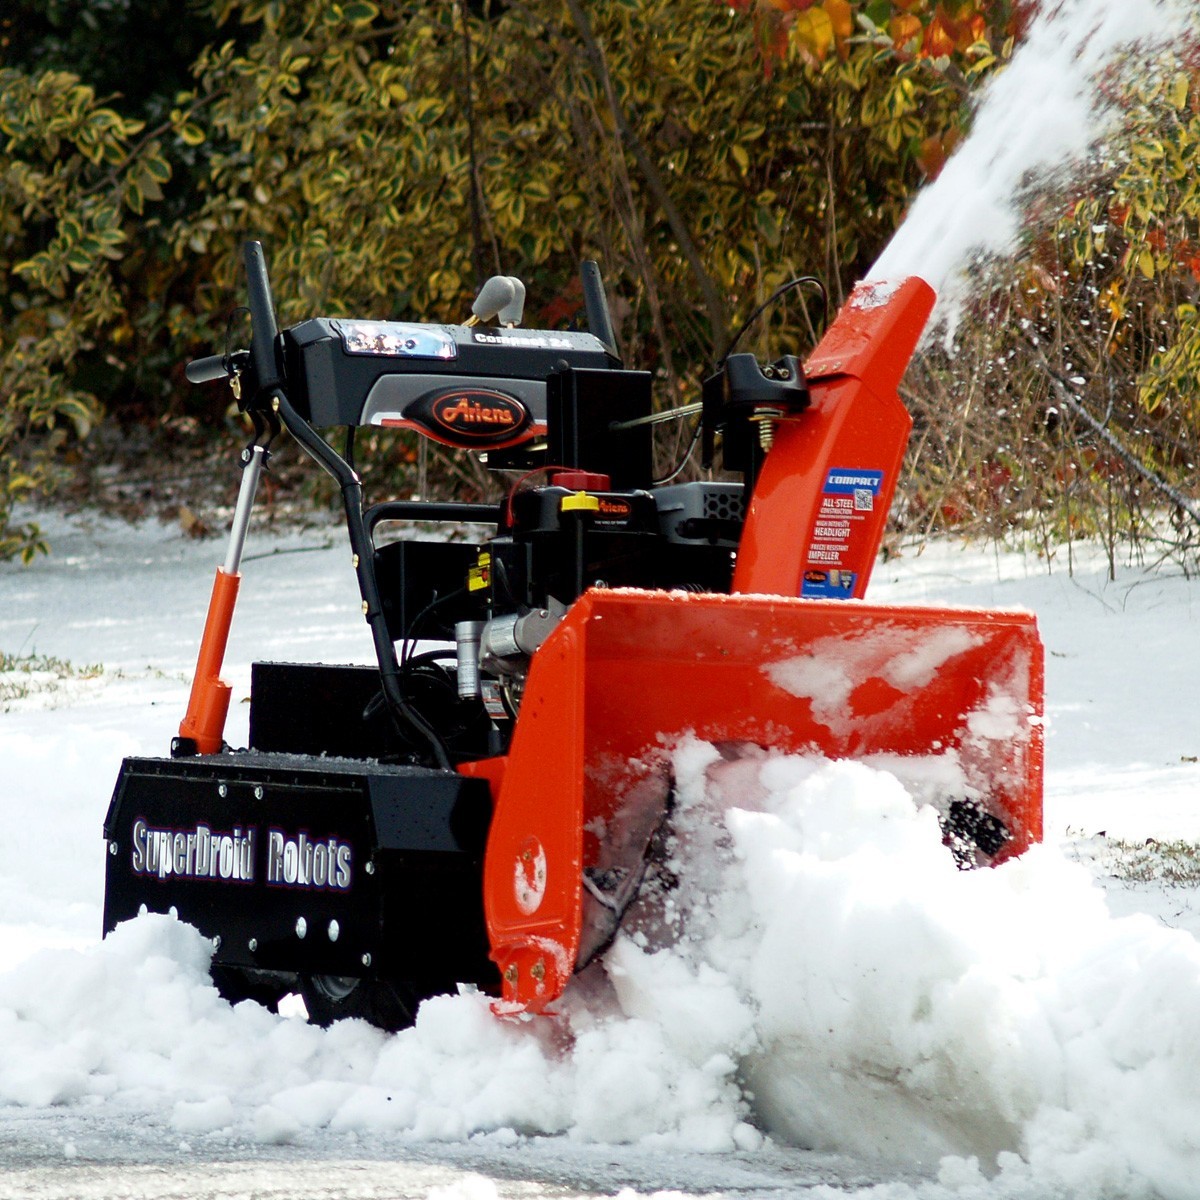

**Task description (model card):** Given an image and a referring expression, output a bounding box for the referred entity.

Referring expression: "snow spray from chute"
[870,0,1197,337]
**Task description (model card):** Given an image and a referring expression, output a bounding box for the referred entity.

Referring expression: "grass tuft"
[1099,836,1200,888]
[0,651,104,710]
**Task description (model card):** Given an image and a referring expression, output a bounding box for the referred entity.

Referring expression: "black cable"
[653,418,703,486]
[399,585,467,672]
[721,276,827,365]
[653,277,827,485]
[222,306,250,374]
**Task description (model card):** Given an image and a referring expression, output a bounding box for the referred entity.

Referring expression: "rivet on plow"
[504,964,518,986]
[531,960,545,982]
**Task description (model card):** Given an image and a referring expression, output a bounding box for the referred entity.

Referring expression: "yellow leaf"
[731,143,749,173]
[792,9,834,62]
[1169,73,1189,110]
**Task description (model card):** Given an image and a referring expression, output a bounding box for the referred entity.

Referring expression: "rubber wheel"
[300,974,440,1031]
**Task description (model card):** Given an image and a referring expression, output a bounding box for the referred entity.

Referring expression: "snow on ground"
[2,510,1200,1198]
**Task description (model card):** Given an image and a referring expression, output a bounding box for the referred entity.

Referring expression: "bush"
[12,0,1196,572]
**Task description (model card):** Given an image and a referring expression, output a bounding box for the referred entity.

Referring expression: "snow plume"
[870,0,1197,335]
[6,741,1200,1196]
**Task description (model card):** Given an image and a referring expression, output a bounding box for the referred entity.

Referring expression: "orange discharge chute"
[472,276,1045,1013]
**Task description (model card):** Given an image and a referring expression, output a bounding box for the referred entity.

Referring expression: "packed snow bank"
[5,734,1200,1195]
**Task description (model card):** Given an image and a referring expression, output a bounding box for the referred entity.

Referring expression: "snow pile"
[0,898,755,1151]
[657,742,1200,1197]
[5,730,1200,1195]
[870,0,1196,333]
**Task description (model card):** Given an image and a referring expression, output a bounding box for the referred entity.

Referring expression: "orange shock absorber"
[175,445,267,757]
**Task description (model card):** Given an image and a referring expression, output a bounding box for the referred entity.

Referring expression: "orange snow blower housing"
[477,277,1042,1011]
[103,246,1042,1028]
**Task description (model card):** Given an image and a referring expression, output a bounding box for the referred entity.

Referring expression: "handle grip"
[185,354,229,384]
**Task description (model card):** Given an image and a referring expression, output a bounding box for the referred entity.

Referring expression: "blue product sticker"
[801,569,857,599]
[823,468,884,495]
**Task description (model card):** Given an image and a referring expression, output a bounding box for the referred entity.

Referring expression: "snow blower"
[102,243,1043,1027]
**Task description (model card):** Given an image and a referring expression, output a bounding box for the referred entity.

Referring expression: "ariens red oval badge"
[413,388,532,447]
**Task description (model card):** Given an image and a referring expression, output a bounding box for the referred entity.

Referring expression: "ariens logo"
[597,498,632,518]
[432,391,523,431]
[402,386,533,447]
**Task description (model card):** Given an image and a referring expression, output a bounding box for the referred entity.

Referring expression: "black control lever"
[581,260,619,363]
[242,240,282,398]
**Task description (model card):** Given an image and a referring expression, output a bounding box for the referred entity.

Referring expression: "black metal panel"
[248,659,493,765]
[103,753,495,988]
[546,366,654,489]
[373,539,482,642]
[249,662,394,758]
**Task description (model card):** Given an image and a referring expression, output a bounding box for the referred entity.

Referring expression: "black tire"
[300,974,446,1031]
[210,965,291,1013]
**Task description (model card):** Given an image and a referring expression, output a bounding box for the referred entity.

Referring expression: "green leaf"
[342,1,379,26]
[755,205,781,247]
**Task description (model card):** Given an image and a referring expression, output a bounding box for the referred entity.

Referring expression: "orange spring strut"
[176,445,266,755]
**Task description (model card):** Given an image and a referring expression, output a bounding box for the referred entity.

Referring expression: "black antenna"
[581,260,619,362]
